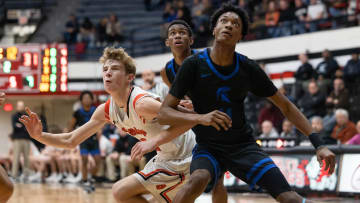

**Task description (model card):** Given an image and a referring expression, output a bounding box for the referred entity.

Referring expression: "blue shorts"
[80,139,100,156]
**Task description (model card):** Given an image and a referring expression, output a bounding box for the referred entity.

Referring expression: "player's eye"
[180,31,185,35]
[233,22,240,27]
[170,31,176,36]
[103,67,108,72]
[220,19,227,24]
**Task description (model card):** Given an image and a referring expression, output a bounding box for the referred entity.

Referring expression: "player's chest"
[193,66,250,102]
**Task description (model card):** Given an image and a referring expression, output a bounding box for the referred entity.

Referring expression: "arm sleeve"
[248,59,278,97]
[169,57,197,99]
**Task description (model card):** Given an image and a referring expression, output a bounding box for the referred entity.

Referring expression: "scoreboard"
[0,44,68,94]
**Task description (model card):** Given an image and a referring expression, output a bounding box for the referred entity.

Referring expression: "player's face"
[213,12,243,45]
[102,59,133,94]
[166,24,193,52]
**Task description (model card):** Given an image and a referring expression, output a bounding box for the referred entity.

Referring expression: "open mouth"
[174,41,183,45]
[222,31,232,37]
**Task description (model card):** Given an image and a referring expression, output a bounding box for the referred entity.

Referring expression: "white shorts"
[133,155,192,203]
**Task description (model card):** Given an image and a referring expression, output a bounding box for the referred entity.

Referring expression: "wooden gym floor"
[7,183,357,203]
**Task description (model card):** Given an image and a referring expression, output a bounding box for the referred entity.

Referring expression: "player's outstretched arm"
[158,94,232,131]
[19,104,107,149]
[0,92,5,106]
[268,91,336,174]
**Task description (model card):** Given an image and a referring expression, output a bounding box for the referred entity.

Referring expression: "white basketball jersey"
[105,86,196,160]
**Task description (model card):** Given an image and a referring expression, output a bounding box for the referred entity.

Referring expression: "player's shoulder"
[235,52,261,71]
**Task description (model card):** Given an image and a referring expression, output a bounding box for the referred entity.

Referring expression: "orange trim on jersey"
[162,173,185,203]
[138,169,178,178]
[132,93,147,109]
[137,169,184,203]
[105,99,111,121]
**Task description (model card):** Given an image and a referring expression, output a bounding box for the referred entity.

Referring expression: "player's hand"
[179,99,193,111]
[131,140,157,161]
[198,110,232,131]
[0,92,5,106]
[19,107,43,140]
[316,146,336,174]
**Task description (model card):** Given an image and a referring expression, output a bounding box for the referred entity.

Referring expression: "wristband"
[308,133,325,149]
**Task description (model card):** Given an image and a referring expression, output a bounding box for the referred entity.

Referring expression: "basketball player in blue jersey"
[161,20,228,203]
[0,92,14,202]
[134,3,336,203]
[68,91,101,192]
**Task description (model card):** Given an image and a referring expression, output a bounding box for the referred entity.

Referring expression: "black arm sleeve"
[248,59,278,97]
[169,57,197,99]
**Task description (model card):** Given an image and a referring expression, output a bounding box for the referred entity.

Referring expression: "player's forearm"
[153,123,194,147]
[158,105,200,126]
[281,101,312,136]
[36,132,76,149]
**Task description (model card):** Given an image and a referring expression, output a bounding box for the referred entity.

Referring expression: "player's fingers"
[328,156,335,174]
[210,121,221,131]
[131,144,139,160]
[317,154,323,168]
[214,113,232,128]
[213,117,228,131]
[19,118,28,126]
[324,157,330,171]
[215,110,232,121]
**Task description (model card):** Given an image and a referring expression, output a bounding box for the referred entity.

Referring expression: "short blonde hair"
[99,47,136,75]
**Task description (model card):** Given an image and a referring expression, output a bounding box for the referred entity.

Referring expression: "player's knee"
[111,179,129,202]
[188,169,211,190]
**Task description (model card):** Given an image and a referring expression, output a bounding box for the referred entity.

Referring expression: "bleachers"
[69,0,164,59]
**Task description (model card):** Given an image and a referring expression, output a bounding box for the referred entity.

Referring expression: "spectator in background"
[77,17,95,48]
[259,120,279,138]
[64,14,79,44]
[11,101,32,181]
[343,52,360,86]
[258,101,284,132]
[191,0,204,18]
[326,78,350,112]
[347,120,360,145]
[277,0,296,37]
[298,81,326,118]
[294,0,307,34]
[141,69,169,101]
[96,17,108,46]
[293,53,317,101]
[176,0,193,27]
[280,119,295,137]
[331,109,357,144]
[265,0,280,38]
[306,0,327,32]
[163,2,177,23]
[316,49,339,94]
[106,14,124,44]
[312,116,324,133]
[347,0,360,26]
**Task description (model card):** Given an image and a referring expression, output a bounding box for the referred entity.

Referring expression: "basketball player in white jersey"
[19,47,203,203]
[0,92,14,203]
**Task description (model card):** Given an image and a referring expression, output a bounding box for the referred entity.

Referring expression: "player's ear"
[127,73,135,83]
[190,37,194,46]
[165,38,170,47]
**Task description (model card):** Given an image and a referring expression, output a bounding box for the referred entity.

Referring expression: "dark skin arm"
[160,68,172,88]
[158,94,232,131]
[268,91,336,174]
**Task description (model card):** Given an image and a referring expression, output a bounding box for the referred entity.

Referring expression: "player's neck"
[173,48,191,65]
[111,85,133,112]
[211,42,236,66]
